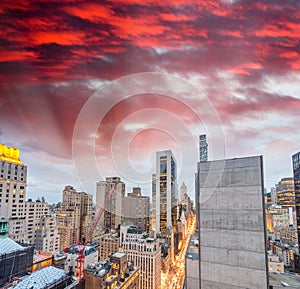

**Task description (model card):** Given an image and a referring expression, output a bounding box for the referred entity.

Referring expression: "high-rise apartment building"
[0,144,27,242]
[96,177,125,231]
[292,151,300,246]
[276,177,295,209]
[199,134,208,162]
[124,187,150,232]
[195,156,269,288]
[0,144,60,250]
[120,224,161,289]
[56,186,92,250]
[152,150,177,233]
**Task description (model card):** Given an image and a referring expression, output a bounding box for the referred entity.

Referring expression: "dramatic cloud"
[0,0,299,202]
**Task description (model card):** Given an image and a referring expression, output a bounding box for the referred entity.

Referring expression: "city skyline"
[1,1,300,203]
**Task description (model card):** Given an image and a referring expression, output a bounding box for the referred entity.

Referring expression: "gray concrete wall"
[198,156,268,289]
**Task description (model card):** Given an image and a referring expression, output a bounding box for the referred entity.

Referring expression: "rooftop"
[112,252,126,258]
[33,252,53,264]
[13,266,70,289]
[0,237,24,255]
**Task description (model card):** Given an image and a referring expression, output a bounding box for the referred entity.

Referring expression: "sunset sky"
[1,0,300,203]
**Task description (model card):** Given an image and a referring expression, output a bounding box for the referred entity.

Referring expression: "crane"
[75,180,118,282]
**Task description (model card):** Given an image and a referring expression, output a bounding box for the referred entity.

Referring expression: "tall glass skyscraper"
[292,151,300,245]
[199,134,208,162]
[153,150,177,233]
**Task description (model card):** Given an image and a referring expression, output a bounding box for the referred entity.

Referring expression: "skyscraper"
[152,150,177,233]
[199,134,208,162]
[0,144,27,242]
[195,156,269,288]
[96,177,125,231]
[292,151,300,245]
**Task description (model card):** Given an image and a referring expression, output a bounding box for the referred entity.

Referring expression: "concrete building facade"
[196,156,269,289]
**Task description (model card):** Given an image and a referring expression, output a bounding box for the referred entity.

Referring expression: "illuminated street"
[161,214,196,289]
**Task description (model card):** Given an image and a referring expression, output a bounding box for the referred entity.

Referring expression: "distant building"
[96,177,125,231]
[124,187,150,233]
[196,156,269,288]
[35,215,60,252]
[276,177,295,210]
[120,224,161,289]
[199,134,208,162]
[85,252,139,289]
[292,151,300,246]
[56,186,92,250]
[180,182,187,203]
[152,150,177,233]
[98,232,120,261]
[266,207,290,232]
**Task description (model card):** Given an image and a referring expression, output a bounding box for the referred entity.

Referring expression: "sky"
[0,0,300,204]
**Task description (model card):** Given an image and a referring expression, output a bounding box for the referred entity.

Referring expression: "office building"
[199,134,208,162]
[152,150,177,233]
[120,224,161,289]
[276,177,295,209]
[124,187,150,232]
[292,151,300,246]
[196,156,269,288]
[56,186,92,250]
[96,177,125,230]
[98,232,120,261]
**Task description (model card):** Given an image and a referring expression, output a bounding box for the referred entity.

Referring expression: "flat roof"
[112,252,126,258]
[0,237,24,255]
[14,266,67,289]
